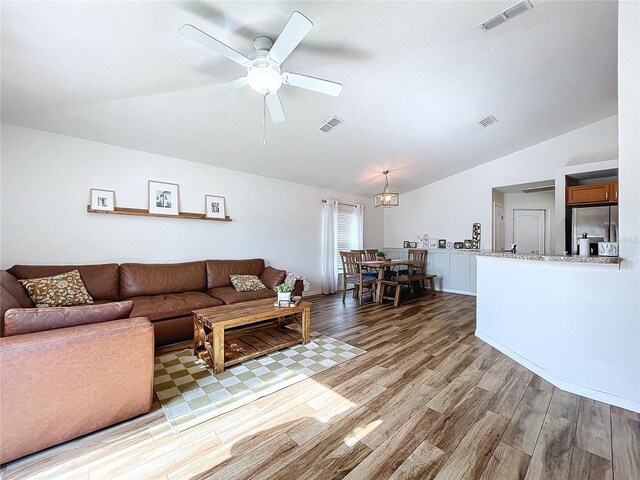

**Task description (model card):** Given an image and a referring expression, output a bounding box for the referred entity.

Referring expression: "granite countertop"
[475,251,620,264]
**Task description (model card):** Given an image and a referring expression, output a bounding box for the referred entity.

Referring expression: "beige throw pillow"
[230,275,267,292]
[18,270,94,307]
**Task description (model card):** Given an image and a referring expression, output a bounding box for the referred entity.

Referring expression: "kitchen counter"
[475,251,619,264]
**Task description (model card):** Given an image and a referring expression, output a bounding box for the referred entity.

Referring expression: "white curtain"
[352,204,364,249]
[321,199,339,294]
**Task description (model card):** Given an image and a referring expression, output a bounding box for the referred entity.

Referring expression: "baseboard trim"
[476,330,640,413]
[439,288,476,296]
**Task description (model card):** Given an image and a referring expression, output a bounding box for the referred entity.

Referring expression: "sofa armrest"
[0,317,154,464]
[3,301,134,337]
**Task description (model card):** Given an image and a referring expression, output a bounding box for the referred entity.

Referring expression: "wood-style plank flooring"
[2,292,639,479]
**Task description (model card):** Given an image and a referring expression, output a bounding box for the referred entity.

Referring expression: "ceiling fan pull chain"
[263,94,267,145]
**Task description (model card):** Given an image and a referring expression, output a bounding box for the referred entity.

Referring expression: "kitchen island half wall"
[476,255,640,413]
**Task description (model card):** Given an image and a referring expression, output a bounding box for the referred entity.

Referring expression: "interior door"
[513,209,546,254]
[493,203,504,251]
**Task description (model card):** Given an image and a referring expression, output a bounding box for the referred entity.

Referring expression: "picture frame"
[408,242,417,248]
[205,194,226,219]
[148,181,179,216]
[90,188,115,211]
[417,233,429,247]
[438,239,447,248]
[403,241,410,248]
[472,223,481,249]
[454,242,464,249]
[429,238,438,248]
[464,239,473,249]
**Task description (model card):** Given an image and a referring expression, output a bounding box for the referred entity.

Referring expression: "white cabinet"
[383,248,477,295]
[449,254,471,290]
[428,250,450,291]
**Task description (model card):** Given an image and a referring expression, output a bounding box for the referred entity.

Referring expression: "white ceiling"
[1,1,618,196]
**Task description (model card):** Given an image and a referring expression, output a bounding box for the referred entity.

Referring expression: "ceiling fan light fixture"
[374,170,399,208]
[247,63,282,95]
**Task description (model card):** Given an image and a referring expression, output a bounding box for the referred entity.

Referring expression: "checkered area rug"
[153,333,365,432]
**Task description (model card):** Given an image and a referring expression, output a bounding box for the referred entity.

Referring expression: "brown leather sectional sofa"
[0,258,302,464]
[1,258,303,347]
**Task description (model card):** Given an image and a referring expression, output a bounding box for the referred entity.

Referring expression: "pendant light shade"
[374,170,399,207]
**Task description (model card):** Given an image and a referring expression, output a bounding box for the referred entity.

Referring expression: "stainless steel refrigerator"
[571,205,619,255]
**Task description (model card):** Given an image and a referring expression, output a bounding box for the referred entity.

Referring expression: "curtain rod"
[322,199,365,209]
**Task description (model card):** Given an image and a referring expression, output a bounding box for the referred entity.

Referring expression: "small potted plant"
[376,250,387,260]
[275,283,294,302]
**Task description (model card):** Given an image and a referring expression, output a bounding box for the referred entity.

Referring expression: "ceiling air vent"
[523,185,555,193]
[319,116,344,133]
[478,115,498,127]
[480,0,533,30]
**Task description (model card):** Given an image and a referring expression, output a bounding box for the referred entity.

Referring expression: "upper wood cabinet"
[566,182,618,205]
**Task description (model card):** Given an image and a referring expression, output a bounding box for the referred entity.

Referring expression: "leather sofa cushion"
[1,287,20,337]
[259,266,287,289]
[1,271,34,308]
[8,264,120,301]
[205,259,265,289]
[3,301,134,337]
[120,262,206,299]
[129,292,223,321]
[208,286,275,305]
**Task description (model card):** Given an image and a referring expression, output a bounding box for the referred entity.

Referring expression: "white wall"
[476,0,640,412]
[384,116,619,254]
[503,191,555,254]
[0,124,384,295]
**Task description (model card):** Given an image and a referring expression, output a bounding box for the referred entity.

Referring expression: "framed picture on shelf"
[148,181,179,215]
[454,242,464,249]
[205,195,226,219]
[403,241,410,248]
[408,242,417,248]
[429,238,438,248]
[439,239,447,248]
[90,189,115,211]
[464,239,473,249]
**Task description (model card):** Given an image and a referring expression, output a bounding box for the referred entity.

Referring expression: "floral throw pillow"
[229,275,267,292]
[18,270,94,307]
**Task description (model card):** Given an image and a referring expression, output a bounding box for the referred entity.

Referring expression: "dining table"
[359,259,421,301]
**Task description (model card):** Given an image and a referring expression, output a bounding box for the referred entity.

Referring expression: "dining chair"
[341,251,377,305]
[399,249,428,291]
[364,249,378,261]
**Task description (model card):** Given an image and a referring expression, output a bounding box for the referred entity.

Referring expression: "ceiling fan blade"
[199,77,248,101]
[179,24,250,67]
[283,73,343,97]
[267,11,313,64]
[265,93,286,123]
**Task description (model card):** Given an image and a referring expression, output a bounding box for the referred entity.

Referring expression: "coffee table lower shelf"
[194,323,304,372]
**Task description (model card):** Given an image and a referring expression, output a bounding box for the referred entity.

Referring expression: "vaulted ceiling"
[1,1,618,195]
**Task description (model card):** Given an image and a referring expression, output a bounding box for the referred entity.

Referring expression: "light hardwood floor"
[2,292,639,479]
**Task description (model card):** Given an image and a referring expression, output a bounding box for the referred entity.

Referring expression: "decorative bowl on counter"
[598,242,618,257]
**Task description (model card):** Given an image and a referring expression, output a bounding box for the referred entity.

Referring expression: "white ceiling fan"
[179,11,343,123]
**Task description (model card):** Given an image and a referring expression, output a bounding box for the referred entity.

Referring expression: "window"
[337,204,356,271]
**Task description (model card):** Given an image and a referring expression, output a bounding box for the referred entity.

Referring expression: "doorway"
[493,203,504,251]
[513,209,546,254]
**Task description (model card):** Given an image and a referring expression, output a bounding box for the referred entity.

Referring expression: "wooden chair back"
[351,249,365,261]
[341,252,362,276]
[364,249,378,261]
[408,249,428,272]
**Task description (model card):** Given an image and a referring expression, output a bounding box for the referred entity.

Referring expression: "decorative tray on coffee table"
[274,296,303,307]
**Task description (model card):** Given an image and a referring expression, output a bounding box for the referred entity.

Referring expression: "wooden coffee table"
[192,298,312,373]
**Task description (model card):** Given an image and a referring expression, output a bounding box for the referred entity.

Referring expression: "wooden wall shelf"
[87,205,232,222]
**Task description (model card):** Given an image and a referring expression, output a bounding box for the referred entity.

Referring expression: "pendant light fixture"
[374,170,399,207]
